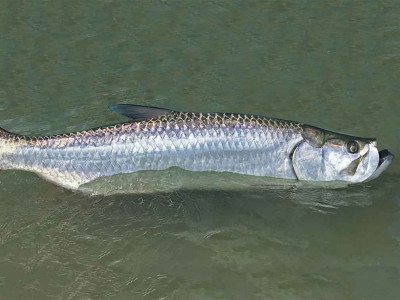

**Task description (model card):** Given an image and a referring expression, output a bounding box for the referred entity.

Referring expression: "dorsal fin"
[108,104,173,122]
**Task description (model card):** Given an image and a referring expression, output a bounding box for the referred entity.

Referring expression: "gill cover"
[292,126,380,182]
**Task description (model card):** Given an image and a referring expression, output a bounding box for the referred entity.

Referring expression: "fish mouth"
[365,149,394,182]
[378,149,393,167]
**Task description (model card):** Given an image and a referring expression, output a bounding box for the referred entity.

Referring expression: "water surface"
[0,1,399,299]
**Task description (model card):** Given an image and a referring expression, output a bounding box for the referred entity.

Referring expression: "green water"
[0,1,400,299]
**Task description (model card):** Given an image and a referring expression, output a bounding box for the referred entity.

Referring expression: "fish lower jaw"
[378,149,393,167]
[364,149,394,182]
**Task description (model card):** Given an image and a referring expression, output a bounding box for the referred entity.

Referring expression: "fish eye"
[347,140,359,154]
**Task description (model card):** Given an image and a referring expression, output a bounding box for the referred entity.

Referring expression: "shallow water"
[0,1,400,299]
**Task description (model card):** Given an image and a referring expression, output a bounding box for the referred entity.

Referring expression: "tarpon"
[0,104,394,190]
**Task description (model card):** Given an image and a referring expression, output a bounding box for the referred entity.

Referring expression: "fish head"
[292,126,394,183]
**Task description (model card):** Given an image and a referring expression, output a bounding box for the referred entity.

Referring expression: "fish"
[0,104,394,190]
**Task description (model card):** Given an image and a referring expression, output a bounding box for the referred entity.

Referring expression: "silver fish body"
[0,105,394,189]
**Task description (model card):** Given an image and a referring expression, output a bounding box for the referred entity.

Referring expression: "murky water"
[0,1,399,299]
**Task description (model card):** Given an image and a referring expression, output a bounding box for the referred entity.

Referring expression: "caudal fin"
[0,127,7,170]
[0,127,15,139]
[0,127,18,171]
[0,125,16,148]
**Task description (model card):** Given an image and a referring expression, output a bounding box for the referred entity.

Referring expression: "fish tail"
[0,126,16,170]
[0,127,5,170]
[0,126,13,140]
[0,127,7,137]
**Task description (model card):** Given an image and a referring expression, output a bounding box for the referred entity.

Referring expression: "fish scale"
[0,110,303,189]
[2,105,389,189]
